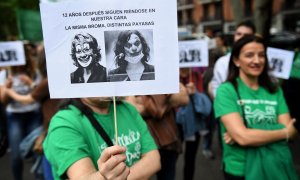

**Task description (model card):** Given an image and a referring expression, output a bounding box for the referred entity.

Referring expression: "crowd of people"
[0,19,299,180]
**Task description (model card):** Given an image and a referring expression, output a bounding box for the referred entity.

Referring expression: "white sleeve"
[210,54,230,98]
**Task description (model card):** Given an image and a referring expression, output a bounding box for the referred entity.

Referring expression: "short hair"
[236,20,256,34]
[114,30,150,68]
[71,33,101,67]
[227,35,278,93]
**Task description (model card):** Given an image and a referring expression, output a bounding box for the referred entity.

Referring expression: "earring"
[236,64,240,67]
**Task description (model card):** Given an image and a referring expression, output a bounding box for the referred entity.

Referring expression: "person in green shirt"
[214,35,298,179]
[43,97,160,180]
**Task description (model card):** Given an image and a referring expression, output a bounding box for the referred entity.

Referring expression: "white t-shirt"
[210,53,231,98]
[6,73,41,113]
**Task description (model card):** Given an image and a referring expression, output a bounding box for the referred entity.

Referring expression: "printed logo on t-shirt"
[98,129,141,166]
[239,99,277,125]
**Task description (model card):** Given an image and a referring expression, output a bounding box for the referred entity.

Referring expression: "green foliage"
[0,0,40,40]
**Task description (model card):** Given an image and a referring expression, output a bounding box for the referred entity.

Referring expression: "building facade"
[177,0,300,36]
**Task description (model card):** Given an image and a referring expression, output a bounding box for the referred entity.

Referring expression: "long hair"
[71,33,101,67]
[114,30,150,68]
[227,35,278,93]
[10,43,37,79]
[38,47,47,78]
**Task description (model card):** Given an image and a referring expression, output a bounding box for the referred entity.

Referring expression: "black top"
[70,63,107,83]
[108,63,155,82]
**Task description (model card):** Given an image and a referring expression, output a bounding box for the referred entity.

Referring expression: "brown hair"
[10,43,37,79]
[227,35,278,93]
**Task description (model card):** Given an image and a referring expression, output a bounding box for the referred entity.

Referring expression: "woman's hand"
[18,74,33,86]
[185,82,196,95]
[286,118,298,139]
[67,145,129,180]
[4,87,13,96]
[223,132,236,145]
[4,77,12,88]
[98,145,130,180]
[33,133,46,155]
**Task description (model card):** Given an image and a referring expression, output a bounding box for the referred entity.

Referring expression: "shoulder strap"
[72,100,114,147]
[232,82,248,127]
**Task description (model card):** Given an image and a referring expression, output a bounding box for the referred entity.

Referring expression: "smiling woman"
[233,41,266,80]
[214,35,298,180]
[70,33,107,83]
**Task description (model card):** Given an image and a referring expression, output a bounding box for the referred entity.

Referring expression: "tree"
[0,0,40,41]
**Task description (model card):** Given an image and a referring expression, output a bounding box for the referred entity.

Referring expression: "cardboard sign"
[179,40,208,68]
[0,41,26,67]
[267,47,294,79]
[40,0,179,98]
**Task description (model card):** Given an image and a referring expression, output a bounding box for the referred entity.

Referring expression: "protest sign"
[40,0,179,98]
[0,70,6,86]
[290,52,300,79]
[179,40,208,68]
[0,41,26,67]
[267,47,294,79]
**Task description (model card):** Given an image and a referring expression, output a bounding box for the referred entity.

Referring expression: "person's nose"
[253,54,261,63]
[76,51,84,57]
[131,46,138,52]
[78,53,86,59]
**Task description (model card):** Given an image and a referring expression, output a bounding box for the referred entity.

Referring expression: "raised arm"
[168,82,189,108]
[0,77,12,104]
[67,145,129,180]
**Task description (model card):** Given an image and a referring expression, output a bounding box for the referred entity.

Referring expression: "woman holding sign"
[214,35,298,180]
[1,43,43,180]
[108,30,155,81]
[70,33,107,83]
[43,98,161,180]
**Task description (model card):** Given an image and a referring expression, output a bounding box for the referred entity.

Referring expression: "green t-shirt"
[214,78,289,176]
[43,102,157,180]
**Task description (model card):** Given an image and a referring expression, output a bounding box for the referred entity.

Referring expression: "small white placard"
[0,69,7,86]
[267,47,294,79]
[0,41,26,67]
[40,0,179,98]
[179,40,208,68]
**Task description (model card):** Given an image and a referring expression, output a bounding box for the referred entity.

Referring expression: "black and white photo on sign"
[70,32,107,84]
[105,29,155,82]
[40,0,179,98]
[178,40,208,68]
[267,47,294,79]
[0,41,26,67]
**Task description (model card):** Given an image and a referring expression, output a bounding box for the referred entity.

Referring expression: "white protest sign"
[267,47,294,79]
[0,41,26,67]
[0,69,7,86]
[179,40,208,68]
[40,0,179,98]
